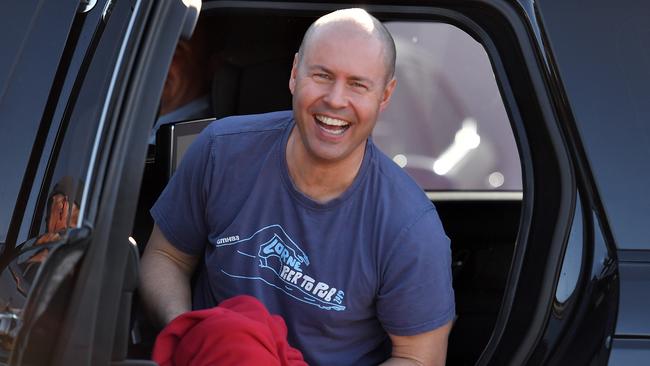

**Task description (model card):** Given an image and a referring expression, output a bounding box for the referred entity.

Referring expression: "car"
[0,0,648,365]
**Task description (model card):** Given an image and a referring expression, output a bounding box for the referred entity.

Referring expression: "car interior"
[128,8,522,366]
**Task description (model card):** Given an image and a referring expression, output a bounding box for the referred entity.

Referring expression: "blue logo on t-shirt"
[216,224,346,311]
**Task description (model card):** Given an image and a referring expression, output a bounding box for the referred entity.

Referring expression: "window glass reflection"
[375,22,522,191]
[25,177,81,265]
[0,177,82,352]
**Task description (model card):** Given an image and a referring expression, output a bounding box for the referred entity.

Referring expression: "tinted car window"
[538,1,650,249]
[16,0,134,278]
[0,0,135,352]
[0,0,79,245]
[374,22,521,191]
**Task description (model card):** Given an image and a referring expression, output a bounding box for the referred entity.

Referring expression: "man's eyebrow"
[309,65,375,87]
[308,65,333,74]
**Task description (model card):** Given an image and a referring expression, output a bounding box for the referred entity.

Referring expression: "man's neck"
[286,128,366,204]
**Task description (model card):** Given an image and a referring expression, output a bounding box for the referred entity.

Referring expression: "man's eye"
[351,81,368,90]
[314,73,330,80]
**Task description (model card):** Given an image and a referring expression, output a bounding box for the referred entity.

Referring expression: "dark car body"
[0,0,648,365]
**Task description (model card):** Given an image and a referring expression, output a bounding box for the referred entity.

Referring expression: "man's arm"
[139,224,199,328]
[381,320,453,366]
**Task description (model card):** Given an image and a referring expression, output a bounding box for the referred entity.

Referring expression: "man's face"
[289,24,396,164]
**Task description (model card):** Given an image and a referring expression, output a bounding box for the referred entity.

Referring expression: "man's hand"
[139,224,199,328]
[381,320,453,366]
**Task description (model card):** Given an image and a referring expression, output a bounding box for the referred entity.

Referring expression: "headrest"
[210,52,294,119]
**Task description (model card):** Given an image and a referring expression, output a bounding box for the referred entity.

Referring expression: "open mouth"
[314,115,351,136]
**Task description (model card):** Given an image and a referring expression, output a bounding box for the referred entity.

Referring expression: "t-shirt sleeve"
[150,127,215,256]
[377,207,456,336]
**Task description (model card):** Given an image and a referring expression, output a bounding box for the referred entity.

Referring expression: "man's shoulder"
[205,110,293,139]
[370,144,432,209]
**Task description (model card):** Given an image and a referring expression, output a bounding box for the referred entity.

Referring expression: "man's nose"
[323,81,348,108]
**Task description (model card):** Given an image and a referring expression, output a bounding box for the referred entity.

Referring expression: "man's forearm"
[139,248,194,328]
[139,225,199,328]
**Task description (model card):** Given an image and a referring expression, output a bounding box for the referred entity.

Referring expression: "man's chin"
[305,145,348,164]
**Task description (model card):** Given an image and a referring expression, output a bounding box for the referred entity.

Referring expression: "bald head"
[298,8,396,83]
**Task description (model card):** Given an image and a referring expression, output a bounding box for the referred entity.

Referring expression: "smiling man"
[286,10,397,203]
[140,8,455,366]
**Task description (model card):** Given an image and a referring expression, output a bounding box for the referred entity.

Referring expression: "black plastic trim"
[617,250,650,264]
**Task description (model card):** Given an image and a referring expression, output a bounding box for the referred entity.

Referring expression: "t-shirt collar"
[277,117,373,210]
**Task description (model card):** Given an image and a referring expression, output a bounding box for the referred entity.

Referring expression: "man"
[140,8,455,366]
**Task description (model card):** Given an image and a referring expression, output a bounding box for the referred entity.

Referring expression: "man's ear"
[289,53,299,94]
[379,77,397,112]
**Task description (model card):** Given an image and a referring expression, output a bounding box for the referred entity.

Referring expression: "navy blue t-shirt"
[151,111,455,366]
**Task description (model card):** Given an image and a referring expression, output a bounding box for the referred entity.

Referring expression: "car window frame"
[18,0,201,364]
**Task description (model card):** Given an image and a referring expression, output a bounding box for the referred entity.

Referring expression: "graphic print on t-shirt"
[215,224,346,311]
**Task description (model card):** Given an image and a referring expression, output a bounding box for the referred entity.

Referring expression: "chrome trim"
[79,0,98,13]
[426,191,523,201]
[167,124,175,178]
[101,0,115,22]
[78,0,143,225]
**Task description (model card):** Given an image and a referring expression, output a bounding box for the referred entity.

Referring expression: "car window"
[35,0,135,233]
[538,1,650,249]
[0,0,80,245]
[0,0,135,354]
[374,22,521,191]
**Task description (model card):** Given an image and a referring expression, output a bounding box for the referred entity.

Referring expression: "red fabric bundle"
[152,295,308,366]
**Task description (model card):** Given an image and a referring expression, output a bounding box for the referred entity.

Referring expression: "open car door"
[0,1,200,365]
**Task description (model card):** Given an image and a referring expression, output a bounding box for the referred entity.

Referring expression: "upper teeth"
[316,115,349,127]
